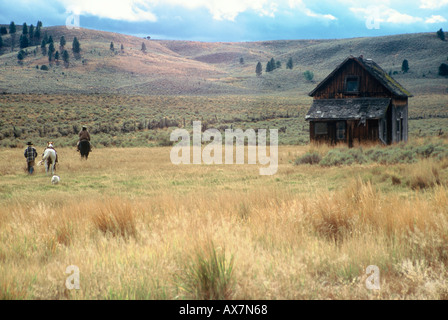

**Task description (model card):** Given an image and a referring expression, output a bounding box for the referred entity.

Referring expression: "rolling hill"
[0,26,447,148]
[0,26,447,97]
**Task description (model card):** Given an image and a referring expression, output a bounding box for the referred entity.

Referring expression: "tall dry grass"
[0,146,447,299]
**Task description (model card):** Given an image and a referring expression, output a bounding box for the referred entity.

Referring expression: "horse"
[79,140,90,160]
[42,148,57,175]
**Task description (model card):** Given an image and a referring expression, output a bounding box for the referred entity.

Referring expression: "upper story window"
[345,76,359,93]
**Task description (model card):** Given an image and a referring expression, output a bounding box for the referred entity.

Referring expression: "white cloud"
[57,0,281,22]
[56,0,339,22]
[420,0,448,9]
[425,15,447,23]
[384,9,423,23]
[350,5,423,24]
[288,0,337,20]
[59,0,158,22]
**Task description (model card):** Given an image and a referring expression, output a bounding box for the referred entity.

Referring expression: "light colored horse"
[42,148,57,175]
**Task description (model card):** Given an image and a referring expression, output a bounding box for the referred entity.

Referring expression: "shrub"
[439,63,448,77]
[320,149,355,166]
[40,65,49,71]
[158,135,174,147]
[303,70,314,81]
[407,161,442,190]
[295,152,322,165]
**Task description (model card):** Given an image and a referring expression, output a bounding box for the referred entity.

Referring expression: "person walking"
[24,141,38,174]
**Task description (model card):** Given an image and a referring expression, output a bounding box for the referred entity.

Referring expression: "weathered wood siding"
[312,59,391,100]
[308,58,409,146]
[310,119,382,145]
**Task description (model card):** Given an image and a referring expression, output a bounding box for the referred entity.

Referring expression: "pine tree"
[286,57,293,70]
[141,42,147,53]
[0,35,3,49]
[28,24,34,43]
[266,61,271,72]
[17,50,24,63]
[437,28,445,41]
[37,21,43,28]
[48,41,55,56]
[401,59,409,73]
[72,37,80,53]
[256,61,262,76]
[121,44,124,52]
[54,51,59,61]
[62,49,69,67]
[22,23,28,35]
[270,58,276,71]
[0,27,7,35]
[276,60,281,69]
[9,21,16,34]
[60,36,66,49]
[9,21,16,51]
[110,42,114,51]
[19,34,29,48]
[34,26,41,40]
[41,39,47,55]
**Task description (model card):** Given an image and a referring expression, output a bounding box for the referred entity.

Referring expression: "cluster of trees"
[3,21,44,50]
[39,33,75,67]
[265,57,280,72]
[0,20,83,68]
[109,42,125,54]
[255,57,294,76]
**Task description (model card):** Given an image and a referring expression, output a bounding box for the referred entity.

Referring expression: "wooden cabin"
[305,55,412,147]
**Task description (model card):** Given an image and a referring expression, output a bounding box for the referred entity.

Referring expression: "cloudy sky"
[0,0,447,41]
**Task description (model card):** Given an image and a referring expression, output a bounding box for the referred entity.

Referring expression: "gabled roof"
[308,56,413,98]
[305,98,391,121]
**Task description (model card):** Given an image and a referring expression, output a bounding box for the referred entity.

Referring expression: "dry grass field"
[1,26,448,301]
[1,142,447,300]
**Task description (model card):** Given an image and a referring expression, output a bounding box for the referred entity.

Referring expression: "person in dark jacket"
[24,141,38,174]
[77,126,92,152]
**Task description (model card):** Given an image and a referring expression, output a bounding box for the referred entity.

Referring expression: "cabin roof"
[308,56,413,98]
[305,98,391,121]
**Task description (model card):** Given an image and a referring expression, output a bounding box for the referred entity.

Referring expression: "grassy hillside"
[0,26,447,148]
[0,26,447,96]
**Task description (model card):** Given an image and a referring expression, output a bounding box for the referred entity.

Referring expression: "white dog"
[51,175,61,185]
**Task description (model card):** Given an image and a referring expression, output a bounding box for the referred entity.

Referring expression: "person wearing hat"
[24,142,38,174]
[77,125,91,152]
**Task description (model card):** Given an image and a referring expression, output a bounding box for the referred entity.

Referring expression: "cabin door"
[347,121,354,148]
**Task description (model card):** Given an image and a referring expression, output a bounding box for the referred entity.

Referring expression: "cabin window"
[336,121,346,140]
[345,76,359,93]
[314,122,328,135]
